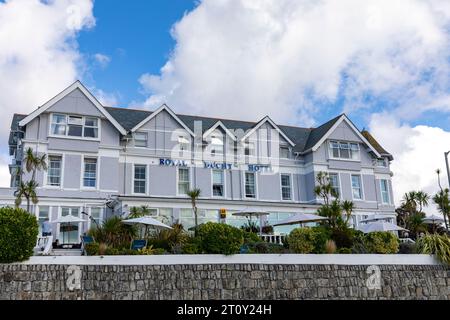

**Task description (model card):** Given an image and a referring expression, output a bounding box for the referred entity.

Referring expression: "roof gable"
[130,104,195,136]
[241,116,295,146]
[203,121,237,141]
[18,81,127,135]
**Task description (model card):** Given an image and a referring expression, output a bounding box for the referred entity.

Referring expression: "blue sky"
[78,0,197,109]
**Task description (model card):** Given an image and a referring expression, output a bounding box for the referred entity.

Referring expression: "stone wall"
[1,263,449,300]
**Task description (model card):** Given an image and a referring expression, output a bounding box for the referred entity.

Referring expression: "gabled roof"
[18,81,127,135]
[130,104,195,136]
[203,121,237,141]
[298,114,382,158]
[361,130,393,160]
[241,116,296,146]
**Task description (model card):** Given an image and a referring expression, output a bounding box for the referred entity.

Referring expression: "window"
[50,114,99,139]
[134,132,147,147]
[60,207,80,244]
[212,170,224,197]
[351,175,363,200]
[90,207,103,228]
[279,145,290,159]
[210,134,224,155]
[178,168,190,195]
[329,173,340,197]
[178,136,190,151]
[134,165,147,194]
[329,141,360,160]
[245,172,256,198]
[281,174,292,200]
[244,141,255,156]
[38,206,50,235]
[380,179,390,204]
[83,158,97,188]
[376,158,387,167]
[47,156,62,186]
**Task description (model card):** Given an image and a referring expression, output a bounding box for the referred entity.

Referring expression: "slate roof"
[10,107,391,157]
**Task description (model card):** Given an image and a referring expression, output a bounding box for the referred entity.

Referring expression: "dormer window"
[134,132,148,147]
[279,145,290,159]
[244,141,255,156]
[376,158,387,167]
[178,136,190,151]
[210,134,224,155]
[50,114,99,139]
[329,141,360,160]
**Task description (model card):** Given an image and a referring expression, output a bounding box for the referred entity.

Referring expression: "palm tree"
[187,188,201,236]
[341,200,355,225]
[415,191,430,213]
[24,147,47,182]
[14,180,39,212]
[435,169,449,230]
[402,191,417,212]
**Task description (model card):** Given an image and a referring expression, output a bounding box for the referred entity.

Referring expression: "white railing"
[34,236,53,256]
[260,234,286,245]
[399,238,415,244]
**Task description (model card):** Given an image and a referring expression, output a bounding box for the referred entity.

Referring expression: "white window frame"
[279,145,290,159]
[329,140,360,161]
[177,167,191,196]
[244,141,256,156]
[133,164,147,195]
[380,179,390,204]
[244,171,257,199]
[329,172,341,198]
[376,158,388,168]
[49,113,101,141]
[82,157,98,189]
[46,155,63,188]
[58,206,82,244]
[280,173,292,201]
[211,169,225,198]
[351,174,364,201]
[210,133,224,156]
[134,132,148,148]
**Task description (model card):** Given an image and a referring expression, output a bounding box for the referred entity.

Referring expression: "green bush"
[287,227,331,254]
[337,247,352,254]
[197,222,244,255]
[147,223,190,252]
[398,242,417,254]
[181,241,201,254]
[243,231,261,244]
[247,242,287,254]
[0,207,39,263]
[364,232,399,254]
[84,243,100,256]
[330,228,361,249]
[416,234,450,265]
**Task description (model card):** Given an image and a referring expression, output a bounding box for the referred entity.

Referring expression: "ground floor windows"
[178,208,219,230]
[280,174,292,200]
[89,207,103,228]
[245,172,256,198]
[38,206,50,235]
[212,170,224,197]
[178,168,190,195]
[60,207,80,244]
[134,164,147,194]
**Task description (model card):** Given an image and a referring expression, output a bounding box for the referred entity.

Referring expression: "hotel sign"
[204,162,232,170]
[248,164,271,172]
[159,158,188,167]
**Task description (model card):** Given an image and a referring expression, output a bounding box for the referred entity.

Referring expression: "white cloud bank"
[141,0,450,208]
[0,0,95,187]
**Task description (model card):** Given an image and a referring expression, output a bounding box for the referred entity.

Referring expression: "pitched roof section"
[104,107,152,131]
[361,130,393,160]
[18,81,127,135]
[297,114,343,152]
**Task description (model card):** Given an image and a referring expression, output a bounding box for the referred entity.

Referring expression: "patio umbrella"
[357,221,408,233]
[52,215,86,244]
[360,214,394,223]
[273,213,328,227]
[422,214,445,225]
[122,216,172,237]
[232,207,270,234]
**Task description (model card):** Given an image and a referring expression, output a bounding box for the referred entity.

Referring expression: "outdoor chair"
[130,239,147,250]
[81,235,95,255]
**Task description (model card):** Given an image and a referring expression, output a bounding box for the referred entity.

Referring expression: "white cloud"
[369,113,449,212]
[0,0,95,187]
[93,53,111,68]
[140,0,450,126]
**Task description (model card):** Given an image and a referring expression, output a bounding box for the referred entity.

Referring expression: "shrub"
[330,228,361,249]
[104,247,119,255]
[337,247,352,254]
[364,232,399,254]
[243,231,260,244]
[147,223,190,252]
[287,226,331,254]
[398,242,417,254]
[0,207,39,263]
[325,240,337,253]
[137,245,157,255]
[88,216,137,248]
[182,241,201,254]
[416,234,450,265]
[98,243,108,255]
[198,222,244,255]
[85,243,100,256]
[261,225,274,234]
[241,221,259,233]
